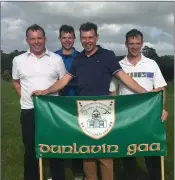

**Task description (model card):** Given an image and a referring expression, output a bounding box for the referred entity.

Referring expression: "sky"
[1,1,174,56]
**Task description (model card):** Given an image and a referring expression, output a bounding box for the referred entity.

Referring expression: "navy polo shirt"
[68,46,123,96]
[55,48,79,96]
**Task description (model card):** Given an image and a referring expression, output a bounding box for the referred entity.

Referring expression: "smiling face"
[26,29,46,56]
[125,35,143,57]
[60,31,75,51]
[80,29,98,54]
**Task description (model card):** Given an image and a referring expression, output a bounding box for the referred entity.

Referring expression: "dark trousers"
[72,159,84,177]
[20,109,65,180]
[122,156,161,180]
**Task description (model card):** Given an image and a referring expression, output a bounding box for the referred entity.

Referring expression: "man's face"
[59,32,75,50]
[26,30,46,55]
[125,35,143,57]
[80,29,98,52]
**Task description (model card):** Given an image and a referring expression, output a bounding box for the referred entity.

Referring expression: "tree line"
[1,46,174,82]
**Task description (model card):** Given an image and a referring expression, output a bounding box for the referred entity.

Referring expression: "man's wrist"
[43,89,49,95]
[144,89,148,93]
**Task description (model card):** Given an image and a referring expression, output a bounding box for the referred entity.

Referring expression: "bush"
[2,70,12,82]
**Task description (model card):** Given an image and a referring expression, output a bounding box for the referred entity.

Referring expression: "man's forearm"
[46,80,64,94]
[46,74,72,94]
[15,86,21,96]
[162,87,166,109]
[13,80,21,96]
[160,87,168,121]
[116,71,147,93]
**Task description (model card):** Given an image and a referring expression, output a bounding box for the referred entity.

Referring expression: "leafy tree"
[1,50,26,75]
[141,46,174,81]
[13,50,19,53]
[158,55,174,81]
[2,70,12,82]
[142,46,159,61]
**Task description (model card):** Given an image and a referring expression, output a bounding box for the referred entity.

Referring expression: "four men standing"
[12,22,167,180]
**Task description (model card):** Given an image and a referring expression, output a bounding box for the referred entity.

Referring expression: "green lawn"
[2,81,174,180]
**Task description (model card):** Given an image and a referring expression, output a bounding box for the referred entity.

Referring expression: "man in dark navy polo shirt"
[55,25,84,180]
[33,22,155,180]
[68,44,122,96]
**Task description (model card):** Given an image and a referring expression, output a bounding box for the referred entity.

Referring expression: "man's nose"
[86,38,90,43]
[133,45,138,49]
[65,38,70,42]
[34,39,39,44]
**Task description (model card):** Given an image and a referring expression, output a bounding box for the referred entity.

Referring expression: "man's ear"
[141,40,144,48]
[125,41,128,48]
[96,34,99,41]
[26,38,29,46]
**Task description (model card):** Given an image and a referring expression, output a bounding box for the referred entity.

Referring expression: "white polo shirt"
[109,55,167,95]
[12,49,66,109]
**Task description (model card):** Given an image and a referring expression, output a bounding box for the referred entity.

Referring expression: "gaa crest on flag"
[77,100,115,139]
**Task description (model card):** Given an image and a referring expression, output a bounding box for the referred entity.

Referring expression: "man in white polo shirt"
[12,24,66,180]
[109,29,168,180]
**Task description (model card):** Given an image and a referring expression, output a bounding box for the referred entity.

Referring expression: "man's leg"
[99,159,113,180]
[20,109,39,180]
[72,159,84,179]
[145,156,161,180]
[83,159,98,180]
[50,158,65,180]
[122,157,138,180]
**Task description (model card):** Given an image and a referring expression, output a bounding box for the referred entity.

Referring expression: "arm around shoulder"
[47,73,72,93]
[32,73,72,96]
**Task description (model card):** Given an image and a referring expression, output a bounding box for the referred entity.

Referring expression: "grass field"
[2,81,174,180]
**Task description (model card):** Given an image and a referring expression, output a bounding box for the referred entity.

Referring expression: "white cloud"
[143,42,174,55]
[99,24,121,35]
[1,18,27,40]
[1,1,174,56]
[167,13,174,25]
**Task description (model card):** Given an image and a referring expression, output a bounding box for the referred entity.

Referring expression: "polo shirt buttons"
[35,59,40,72]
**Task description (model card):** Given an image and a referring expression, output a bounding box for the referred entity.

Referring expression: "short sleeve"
[12,57,20,80]
[68,57,77,77]
[153,63,167,88]
[109,77,120,92]
[108,51,123,75]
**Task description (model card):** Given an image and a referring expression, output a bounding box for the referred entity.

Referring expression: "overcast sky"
[1,2,174,56]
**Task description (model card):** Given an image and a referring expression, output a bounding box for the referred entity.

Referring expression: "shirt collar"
[121,54,148,66]
[80,45,103,57]
[26,48,50,58]
[58,47,78,57]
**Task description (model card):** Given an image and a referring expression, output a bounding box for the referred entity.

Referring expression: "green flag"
[33,91,166,159]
